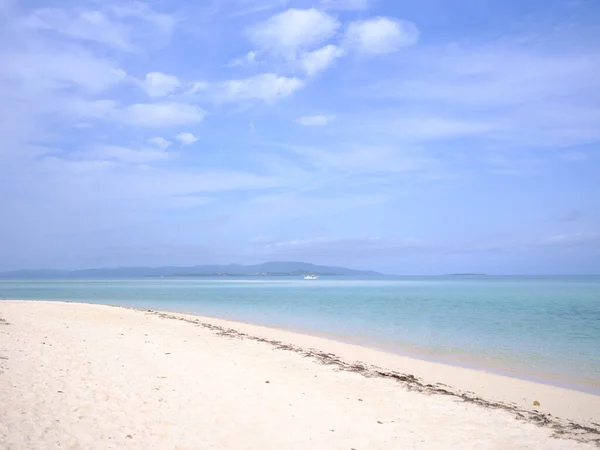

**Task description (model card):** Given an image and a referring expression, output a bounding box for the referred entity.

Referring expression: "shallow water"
[1,276,599,393]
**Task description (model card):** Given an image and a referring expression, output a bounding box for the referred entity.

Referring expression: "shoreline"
[2,300,600,448]
[167,305,600,396]
[146,309,600,422]
[3,300,600,422]
[7,296,597,395]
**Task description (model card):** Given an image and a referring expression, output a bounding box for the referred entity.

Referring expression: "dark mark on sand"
[118,306,600,447]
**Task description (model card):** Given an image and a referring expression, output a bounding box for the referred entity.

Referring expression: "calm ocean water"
[1,276,599,394]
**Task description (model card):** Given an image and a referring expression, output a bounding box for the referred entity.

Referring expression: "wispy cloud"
[271,142,440,176]
[216,73,305,102]
[371,50,599,106]
[320,0,370,11]
[319,147,436,175]
[139,72,181,97]
[344,17,419,54]
[23,2,176,52]
[247,236,518,262]
[1,0,598,273]
[82,145,172,163]
[296,115,336,126]
[390,117,497,142]
[251,236,428,258]
[364,43,600,148]
[238,192,387,224]
[148,137,172,150]
[2,47,127,93]
[251,230,600,261]
[228,50,259,67]
[175,132,199,145]
[226,0,291,18]
[537,232,600,248]
[119,103,205,126]
[299,44,345,76]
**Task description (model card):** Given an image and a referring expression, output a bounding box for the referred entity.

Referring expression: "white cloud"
[109,2,175,34]
[39,156,118,174]
[483,152,545,176]
[148,136,171,150]
[187,81,209,94]
[2,49,127,92]
[229,50,259,67]
[67,101,205,128]
[166,195,212,209]
[300,45,345,76]
[320,0,370,10]
[218,73,305,102]
[27,9,131,51]
[393,117,496,141]
[226,0,289,18]
[82,145,171,163]
[175,132,198,145]
[345,17,419,54]
[365,45,600,148]
[248,8,340,57]
[120,103,205,126]
[25,3,176,52]
[298,145,437,174]
[240,193,387,223]
[371,47,600,107]
[140,72,180,97]
[266,141,440,178]
[296,115,336,126]
[370,49,600,106]
[0,4,153,152]
[66,99,117,119]
[244,9,345,76]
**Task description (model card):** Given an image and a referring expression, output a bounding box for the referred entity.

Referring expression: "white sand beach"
[1,300,598,449]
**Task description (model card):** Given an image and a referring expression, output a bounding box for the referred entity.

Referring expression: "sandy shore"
[1,301,599,449]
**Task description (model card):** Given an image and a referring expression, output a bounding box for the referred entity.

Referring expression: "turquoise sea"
[1,276,599,394]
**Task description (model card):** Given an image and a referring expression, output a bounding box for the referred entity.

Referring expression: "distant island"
[168,271,343,277]
[447,273,487,276]
[0,262,382,279]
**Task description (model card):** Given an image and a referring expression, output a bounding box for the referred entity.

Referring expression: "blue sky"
[0,0,599,274]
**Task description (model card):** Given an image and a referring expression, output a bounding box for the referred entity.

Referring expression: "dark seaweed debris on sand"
[139,308,600,447]
[0,316,8,374]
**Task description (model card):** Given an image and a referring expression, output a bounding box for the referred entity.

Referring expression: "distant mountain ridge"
[0,262,382,279]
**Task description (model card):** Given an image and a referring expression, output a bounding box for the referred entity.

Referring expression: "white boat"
[303,275,319,280]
